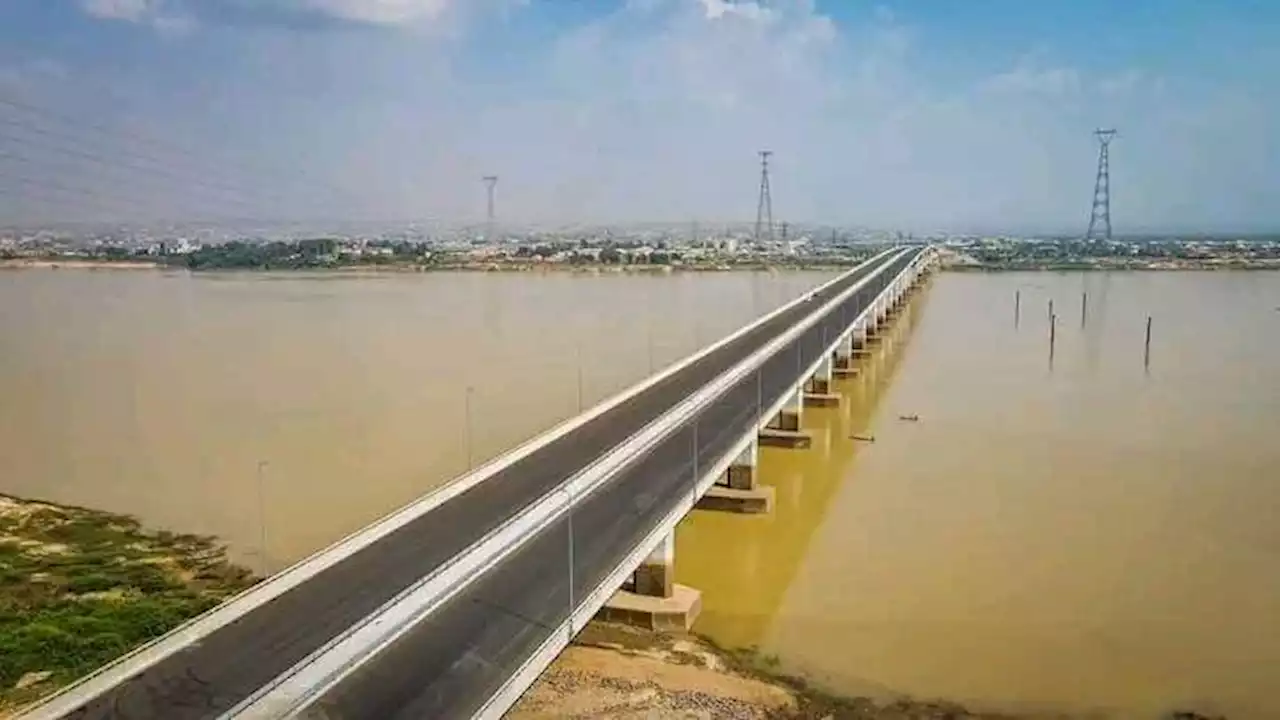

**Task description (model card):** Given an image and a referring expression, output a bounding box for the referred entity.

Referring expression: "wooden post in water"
[1049,312,1057,363]
[1048,298,1054,322]
[1014,290,1021,328]
[1145,316,1153,367]
[1080,291,1088,328]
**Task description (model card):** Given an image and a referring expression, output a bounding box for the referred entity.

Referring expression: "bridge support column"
[696,438,774,513]
[760,388,810,448]
[767,387,802,431]
[634,532,674,598]
[833,332,859,377]
[804,356,839,407]
[599,531,702,631]
[862,310,884,345]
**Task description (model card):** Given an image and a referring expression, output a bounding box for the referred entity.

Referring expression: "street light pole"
[692,418,699,489]
[256,460,269,576]
[575,343,584,413]
[566,487,575,617]
[756,366,763,421]
[465,386,475,469]
[647,311,656,375]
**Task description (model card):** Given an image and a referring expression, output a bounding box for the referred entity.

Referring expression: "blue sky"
[0,0,1276,232]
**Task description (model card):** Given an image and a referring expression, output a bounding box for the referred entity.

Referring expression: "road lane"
[49,251,906,719]
[302,249,923,720]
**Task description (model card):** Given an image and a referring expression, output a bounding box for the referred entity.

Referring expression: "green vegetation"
[181,238,430,270]
[0,495,256,711]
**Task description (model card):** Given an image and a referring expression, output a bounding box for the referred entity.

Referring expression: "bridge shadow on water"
[675,279,935,651]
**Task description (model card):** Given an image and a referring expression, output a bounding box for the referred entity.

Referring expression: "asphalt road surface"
[45,249,910,719]
[300,248,923,720]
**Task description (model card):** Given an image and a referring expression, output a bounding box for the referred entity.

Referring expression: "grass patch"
[0,494,257,711]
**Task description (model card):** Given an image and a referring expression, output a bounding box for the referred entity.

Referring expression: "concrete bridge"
[20,245,937,720]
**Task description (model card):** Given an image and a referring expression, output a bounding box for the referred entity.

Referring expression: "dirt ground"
[510,623,1048,720]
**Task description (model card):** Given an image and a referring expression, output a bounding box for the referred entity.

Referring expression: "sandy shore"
[513,623,1023,720]
[512,623,1230,720]
[0,259,162,270]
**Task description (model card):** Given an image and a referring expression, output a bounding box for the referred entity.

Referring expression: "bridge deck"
[295,248,922,719]
[44,251,908,719]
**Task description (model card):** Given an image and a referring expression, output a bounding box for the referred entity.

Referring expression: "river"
[0,267,832,573]
[2,267,1277,718]
[678,270,1280,719]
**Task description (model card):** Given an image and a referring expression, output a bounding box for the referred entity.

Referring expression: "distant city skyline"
[0,1,1277,232]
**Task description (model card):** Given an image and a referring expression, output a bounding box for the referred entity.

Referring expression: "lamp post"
[465,386,475,469]
[256,460,269,576]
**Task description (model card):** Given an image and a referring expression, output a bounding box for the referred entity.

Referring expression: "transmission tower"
[1085,129,1116,241]
[482,176,498,222]
[754,150,774,243]
[481,175,498,240]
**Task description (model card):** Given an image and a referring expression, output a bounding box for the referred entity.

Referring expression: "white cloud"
[79,0,469,29]
[81,0,156,21]
[80,0,194,34]
[1097,69,1146,96]
[290,0,452,25]
[981,60,1082,98]
[699,0,772,23]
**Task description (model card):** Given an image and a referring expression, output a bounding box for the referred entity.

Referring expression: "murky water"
[677,270,1280,719]
[0,267,834,573]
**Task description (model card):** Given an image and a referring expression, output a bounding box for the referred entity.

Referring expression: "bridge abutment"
[598,531,702,631]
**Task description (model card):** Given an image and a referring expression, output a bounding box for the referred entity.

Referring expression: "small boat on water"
[850,433,876,442]
[898,414,920,422]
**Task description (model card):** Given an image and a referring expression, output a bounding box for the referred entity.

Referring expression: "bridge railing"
[471,247,932,720]
[235,247,930,718]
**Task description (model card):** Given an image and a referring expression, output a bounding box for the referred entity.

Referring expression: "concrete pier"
[759,428,811,449]
[697,440,774,514]
[766,387,804,433]
[598,532,701,631]
[802,392,840,408]
[833,355,859,378]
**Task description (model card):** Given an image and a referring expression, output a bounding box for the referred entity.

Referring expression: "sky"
[0,0,1277,233]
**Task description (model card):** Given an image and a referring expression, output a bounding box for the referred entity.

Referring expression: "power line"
[0,119,282,219]
[0,151,229,223]
[0,92,355,221]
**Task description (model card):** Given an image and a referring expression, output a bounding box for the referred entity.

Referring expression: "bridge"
[20,245,937,720]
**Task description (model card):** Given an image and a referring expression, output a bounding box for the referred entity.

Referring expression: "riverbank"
[0,257,860,274]
[0,259,161,270]
[513,622,1021,719]
[944,260,1280,272]
[513,623,1230,720]
[0,494,257,713]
